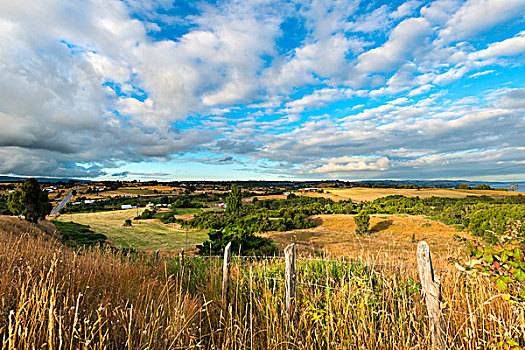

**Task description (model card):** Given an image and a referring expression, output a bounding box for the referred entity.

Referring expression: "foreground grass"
[54,209,207,251]
[0,219,523,349]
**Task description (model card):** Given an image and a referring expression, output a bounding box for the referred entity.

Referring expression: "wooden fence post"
[180,248,185,271]
[154,249,159,263]
[284,243,296,326]
[417,241,446,350]
[222,242,232,305]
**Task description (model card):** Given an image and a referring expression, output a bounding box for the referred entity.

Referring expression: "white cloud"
[390,0,421,20]
[469,70,495,78]
[469,31,525,60]
[356,17,432,74]
[283,88,353,113]
[301,156,390,174]
[347,5,392,33]
[439,0,525,43]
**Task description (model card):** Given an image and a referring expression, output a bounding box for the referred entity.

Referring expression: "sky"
[1,0,525,182]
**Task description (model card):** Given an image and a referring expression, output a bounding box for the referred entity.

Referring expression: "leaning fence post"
[180,248,185,271]
[284,243,296,326]
[222,242,232,305]
[417,241,446,350]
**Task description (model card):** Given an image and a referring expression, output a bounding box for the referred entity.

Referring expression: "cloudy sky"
[1,0,525,181]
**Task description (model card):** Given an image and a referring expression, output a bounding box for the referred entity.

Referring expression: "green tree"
[8,178,52,223]
[354,211,370,235]
[457,183,470,190]
[226,184,242,215]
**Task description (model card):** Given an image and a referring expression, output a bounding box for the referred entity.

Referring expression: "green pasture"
[55,209,207,251]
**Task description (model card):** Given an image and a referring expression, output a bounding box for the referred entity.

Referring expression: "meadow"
[263,214,466,264]
[54,209,207,251]
[0,217,523,349]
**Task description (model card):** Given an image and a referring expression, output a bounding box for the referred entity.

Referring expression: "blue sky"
[1,0,524,181]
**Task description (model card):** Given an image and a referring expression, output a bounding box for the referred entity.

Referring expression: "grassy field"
[1,219,522,349]
[263,214,467,267]
[54,209,207,251]
[296,186,520,203]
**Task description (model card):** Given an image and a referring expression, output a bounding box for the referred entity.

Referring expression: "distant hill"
[0,175,91,183]
[350,180,524,192]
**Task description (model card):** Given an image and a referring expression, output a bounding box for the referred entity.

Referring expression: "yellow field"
[296,186,519,203]
[263,214,467,268]
[54,209,207,252]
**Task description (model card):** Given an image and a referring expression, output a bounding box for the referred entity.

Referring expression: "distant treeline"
[60,194,219,213]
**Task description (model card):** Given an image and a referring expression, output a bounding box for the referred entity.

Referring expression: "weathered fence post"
[417,241,446,350]
[222,242,232,305]
[284,243,296,326]
[154,249,159,263]
[180,248,185,271]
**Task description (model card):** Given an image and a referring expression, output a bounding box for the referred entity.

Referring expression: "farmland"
[297,186,522,202]
[54,208,207,251]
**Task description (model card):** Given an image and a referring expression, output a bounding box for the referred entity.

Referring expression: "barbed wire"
[446,309,523,328]
[157,254,476,277]
[172,262,521,327]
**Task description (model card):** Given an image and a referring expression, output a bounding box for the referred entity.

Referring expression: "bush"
[124,219,132,227]
[354,211,370,235]
[461,221,525,302]
[52,220,108,247]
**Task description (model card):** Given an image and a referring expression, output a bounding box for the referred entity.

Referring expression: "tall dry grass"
[0,218,523,349]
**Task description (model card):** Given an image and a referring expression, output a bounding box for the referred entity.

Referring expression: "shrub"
[354,211,370,235]
[124,219,132,226]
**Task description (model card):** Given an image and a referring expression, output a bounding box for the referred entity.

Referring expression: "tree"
[510,183,519,192]
[457,183,470,190]
[354,211,370,235]
[8,178,52,223]
[226,184,242,215]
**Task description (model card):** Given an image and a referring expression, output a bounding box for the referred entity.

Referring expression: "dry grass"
[263,214,466,268]
[0,218,523,349]
[297,187,521,203]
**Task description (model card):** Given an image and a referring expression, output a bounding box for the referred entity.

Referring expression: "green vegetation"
[0,195,10,215]
[155,208,201,223]
[55,209,207,251]
[52,220,107,247]
[461,221,525,307]
[61,194,216,213]
[8,178,52,222]
[356,194,525,242]
[354,211,370,235]
[196,187,277,255]
[135,208,157,220]
[225,184,242,215]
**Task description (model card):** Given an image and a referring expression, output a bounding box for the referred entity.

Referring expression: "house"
[121,204,137,210]
[300,188,318,192]
[84,199,96,204]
